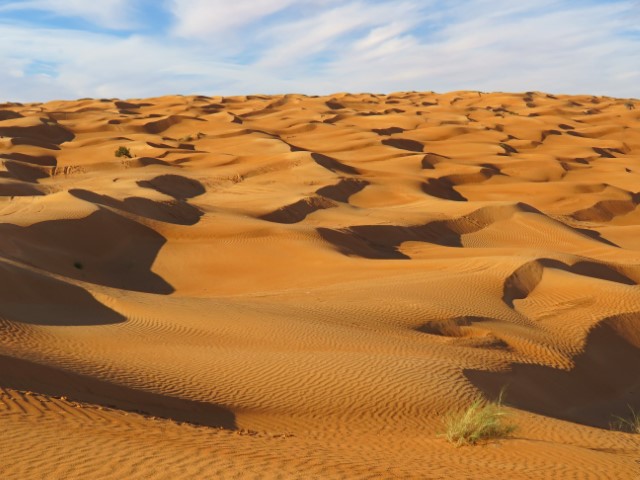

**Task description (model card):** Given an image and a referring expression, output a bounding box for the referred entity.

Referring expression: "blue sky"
[0,0,638,101]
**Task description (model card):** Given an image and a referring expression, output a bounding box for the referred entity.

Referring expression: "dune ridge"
[0,91,639,479]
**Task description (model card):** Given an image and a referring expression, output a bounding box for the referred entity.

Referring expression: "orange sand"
[0,91,639,478]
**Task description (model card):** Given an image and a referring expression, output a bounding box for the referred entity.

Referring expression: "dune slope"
[0,91,639,479]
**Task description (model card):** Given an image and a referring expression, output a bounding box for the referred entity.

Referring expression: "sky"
[0,0,638,101]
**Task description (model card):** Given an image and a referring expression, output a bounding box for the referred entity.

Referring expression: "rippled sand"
[0,91,639,479]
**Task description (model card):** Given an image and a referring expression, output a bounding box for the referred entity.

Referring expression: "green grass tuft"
[442,392,516,446]
[115,146,132,158]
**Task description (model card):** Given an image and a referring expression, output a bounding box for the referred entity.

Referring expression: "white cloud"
[0,0,638,101]
[168,0,301,39]
[0,24,248,101]
[0,0,137,29]
[318,0,640,97]
[253,1,423,69]
[354,21,417,52]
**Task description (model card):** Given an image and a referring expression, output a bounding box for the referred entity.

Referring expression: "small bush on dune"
[611,406,640,434]
[442,391,516,446]
[115,146,132,158]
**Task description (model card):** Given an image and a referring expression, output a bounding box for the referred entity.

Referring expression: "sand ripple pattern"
[0,92,639,479]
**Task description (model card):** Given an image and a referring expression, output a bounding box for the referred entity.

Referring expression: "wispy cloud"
[0,23,246,100]
[0,0,637,101]
[254,1,424,68]
[168,0,302,39]
[0,0,138,29]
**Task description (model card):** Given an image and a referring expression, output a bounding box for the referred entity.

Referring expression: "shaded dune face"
[421,176,468,201]
[260,195,336,224]
[69,189,203,226]
[0,209,173,294]
[311,152,360,174]
[0,260,126,326]
[0,91,640,478]
[0,122,75,150]
[502,259,636,307]
[466,313,640,429]
[136,174,206,200]
[316,202,618,258]
[315,177,369,203]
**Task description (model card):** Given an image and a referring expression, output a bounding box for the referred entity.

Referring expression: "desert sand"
[0,91,639,479]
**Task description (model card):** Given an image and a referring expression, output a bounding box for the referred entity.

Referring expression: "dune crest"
[1,91,639,479]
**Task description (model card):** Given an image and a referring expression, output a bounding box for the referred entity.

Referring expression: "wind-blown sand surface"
[0,91,639,479]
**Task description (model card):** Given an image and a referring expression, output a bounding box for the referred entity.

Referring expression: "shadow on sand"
[465,313,640,430]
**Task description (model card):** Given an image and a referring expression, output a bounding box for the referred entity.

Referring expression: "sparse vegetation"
[115,146,132,158]
[419,319,466,337]
[611,406,640,433]
[442,391,516,446]
[179,132,206,142]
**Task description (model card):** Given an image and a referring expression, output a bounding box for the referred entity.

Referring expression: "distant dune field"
[0,91,639,479]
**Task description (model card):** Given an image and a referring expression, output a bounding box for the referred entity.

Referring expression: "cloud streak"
[168,0,301,39]
[0,0,138,29]
[0,0,637,101]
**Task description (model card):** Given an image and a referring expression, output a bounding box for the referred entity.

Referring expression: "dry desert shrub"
[442,391,516,446]
[611,406,640,434]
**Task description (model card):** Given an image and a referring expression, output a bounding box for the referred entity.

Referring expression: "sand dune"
[0,91,639,479]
